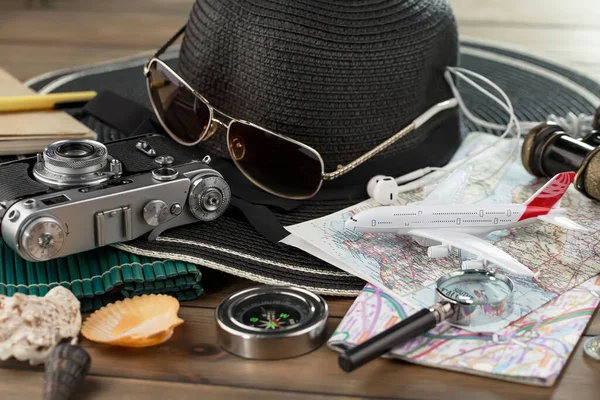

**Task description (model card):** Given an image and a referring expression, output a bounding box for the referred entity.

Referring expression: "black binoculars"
[522,107,600,201]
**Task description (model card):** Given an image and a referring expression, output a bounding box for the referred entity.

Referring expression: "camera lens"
[56,142,95,158]
[34,140,111,189]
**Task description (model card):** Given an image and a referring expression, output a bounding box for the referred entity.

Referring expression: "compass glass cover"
[233,293,310,330]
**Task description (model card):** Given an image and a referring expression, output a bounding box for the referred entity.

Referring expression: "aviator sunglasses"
[145,25,457,200]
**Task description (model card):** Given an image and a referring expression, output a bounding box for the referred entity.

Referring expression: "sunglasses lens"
[228,122,323,199]
[147,61,211,145]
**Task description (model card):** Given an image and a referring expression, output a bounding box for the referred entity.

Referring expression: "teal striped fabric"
[0,239,203,312]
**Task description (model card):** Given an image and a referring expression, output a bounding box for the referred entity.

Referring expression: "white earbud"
[366,175,386,198]
[368,176,398,205]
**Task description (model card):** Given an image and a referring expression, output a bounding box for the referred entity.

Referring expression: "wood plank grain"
[574,65,600,82]
[2,5,598,69]
[2,1,599,83]
[0,43,152,81]
[1,0,194,15]
[459,25,600,67]
[2,306,597,400]
[584,307,600,336]
[449,0,600,27]
[0,369,360,400]
[0,10,186,48]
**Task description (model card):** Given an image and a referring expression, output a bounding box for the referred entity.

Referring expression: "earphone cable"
[394,67,521,194]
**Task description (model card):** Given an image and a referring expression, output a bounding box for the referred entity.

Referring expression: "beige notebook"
[0,68,96,155]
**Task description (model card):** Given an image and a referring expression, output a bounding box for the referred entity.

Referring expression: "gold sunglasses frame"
[144,25,438,199]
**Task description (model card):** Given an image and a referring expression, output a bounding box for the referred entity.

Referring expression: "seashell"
[0,286,81,365]
[81,294,184,347]
[43,341,91,400]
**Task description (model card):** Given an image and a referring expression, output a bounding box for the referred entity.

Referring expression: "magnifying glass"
[338,269,514,372]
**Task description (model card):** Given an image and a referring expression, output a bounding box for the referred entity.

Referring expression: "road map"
[283,133,600,332]
[328,276,600,386]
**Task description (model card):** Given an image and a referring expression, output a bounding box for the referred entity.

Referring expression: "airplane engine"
[427,245,452,258]
[461,260,489,270]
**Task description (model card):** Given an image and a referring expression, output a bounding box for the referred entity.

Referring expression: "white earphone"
[367,66,524,205]
[367,175,398,204]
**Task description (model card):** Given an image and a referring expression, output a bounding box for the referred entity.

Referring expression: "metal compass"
[216,286,328,359]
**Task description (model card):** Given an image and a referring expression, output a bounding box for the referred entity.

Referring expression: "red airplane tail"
[523,172,575,209]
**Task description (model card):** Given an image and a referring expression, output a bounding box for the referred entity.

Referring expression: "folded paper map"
[328,276,600,386]
[283,133,600,333]
[0,68,95,155]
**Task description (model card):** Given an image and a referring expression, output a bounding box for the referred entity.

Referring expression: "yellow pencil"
[0,91,98,113]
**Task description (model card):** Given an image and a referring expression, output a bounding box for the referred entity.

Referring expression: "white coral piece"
[0,286,81,365]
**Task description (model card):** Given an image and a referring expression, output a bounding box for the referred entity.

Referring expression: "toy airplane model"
[345,170,588,278]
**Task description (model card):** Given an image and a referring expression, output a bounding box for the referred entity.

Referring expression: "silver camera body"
[0,136,231,262]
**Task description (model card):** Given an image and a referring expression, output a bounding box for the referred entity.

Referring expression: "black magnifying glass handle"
[338,307,441,372]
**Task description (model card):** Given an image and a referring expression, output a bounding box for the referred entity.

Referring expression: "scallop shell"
[43,341,91,400]
[81,294,184,347]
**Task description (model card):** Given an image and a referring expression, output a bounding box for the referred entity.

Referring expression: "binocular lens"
[522,122,600,201]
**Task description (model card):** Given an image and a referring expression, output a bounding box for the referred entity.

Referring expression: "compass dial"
[240,301,303,330]
[20,216,66,261]
[216,286,329,359]
[232,293,310,331]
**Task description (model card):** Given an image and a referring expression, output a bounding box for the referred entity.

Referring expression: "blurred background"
[0,0,599,81]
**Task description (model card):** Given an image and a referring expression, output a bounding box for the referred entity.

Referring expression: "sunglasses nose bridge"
[202,114,231,142]
[211,108,236,128]
[212,117,229,129]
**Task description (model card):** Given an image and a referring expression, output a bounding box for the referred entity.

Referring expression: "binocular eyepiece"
[522,107,600,201]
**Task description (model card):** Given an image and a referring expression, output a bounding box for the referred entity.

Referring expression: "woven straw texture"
[179,0,460,172]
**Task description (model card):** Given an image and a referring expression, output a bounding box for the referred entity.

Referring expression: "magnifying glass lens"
[436,270,515,327]
[437,273,513,305]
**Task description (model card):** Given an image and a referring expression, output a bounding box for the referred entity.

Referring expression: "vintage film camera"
[0,134,231,262]
[522,107,600,201]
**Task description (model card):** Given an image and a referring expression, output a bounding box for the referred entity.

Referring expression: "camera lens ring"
[33,139,113,189]
[151,167,180,181]
[43,140,108,170]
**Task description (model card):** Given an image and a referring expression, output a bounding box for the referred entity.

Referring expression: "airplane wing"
[420,167,471,205]
[538,214,590,232]
[407,228,538,278]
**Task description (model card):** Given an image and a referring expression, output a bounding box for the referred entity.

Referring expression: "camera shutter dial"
[188,173,231,221]
[19,216,66,261]
[143,200,170,226]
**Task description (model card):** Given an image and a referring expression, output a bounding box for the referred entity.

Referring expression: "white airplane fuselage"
[347,203,566,239]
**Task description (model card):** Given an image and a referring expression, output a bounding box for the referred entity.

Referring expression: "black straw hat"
[178,0,462,186]
[27,2,600,297]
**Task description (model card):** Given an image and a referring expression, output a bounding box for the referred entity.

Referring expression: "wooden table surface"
[0,273,598,399]
[1,0,600,398]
